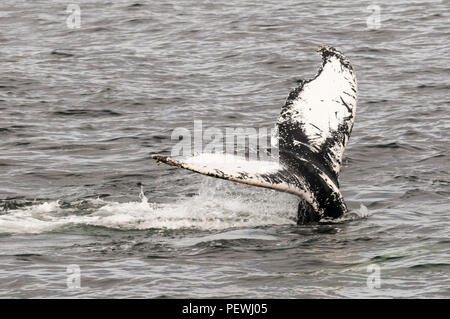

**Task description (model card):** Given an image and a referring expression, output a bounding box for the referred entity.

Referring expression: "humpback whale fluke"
[152,46,358,224]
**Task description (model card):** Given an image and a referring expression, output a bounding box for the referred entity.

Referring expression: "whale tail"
[152,46,357,223]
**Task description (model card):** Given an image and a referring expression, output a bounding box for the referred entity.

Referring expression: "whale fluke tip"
[317,45,342,58]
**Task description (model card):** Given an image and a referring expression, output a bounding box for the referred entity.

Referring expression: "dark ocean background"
[0,0,449,298]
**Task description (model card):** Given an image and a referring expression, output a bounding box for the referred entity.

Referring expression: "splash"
[0,181,298,234]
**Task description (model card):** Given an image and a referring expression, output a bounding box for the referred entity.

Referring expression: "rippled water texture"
[0,0,449,298]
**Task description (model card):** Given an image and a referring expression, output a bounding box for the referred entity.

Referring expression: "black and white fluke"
[153,45,358,224]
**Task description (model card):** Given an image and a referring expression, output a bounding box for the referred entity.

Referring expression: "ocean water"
[0,0,449,298]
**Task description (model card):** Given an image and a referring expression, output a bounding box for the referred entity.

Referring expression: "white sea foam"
[0,182,298,234]
[319,203,370,224]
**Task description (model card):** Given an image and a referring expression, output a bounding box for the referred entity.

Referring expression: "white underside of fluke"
[152,153,321,213]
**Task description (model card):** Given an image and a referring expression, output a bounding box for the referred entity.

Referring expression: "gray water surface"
[0,0,449,298]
